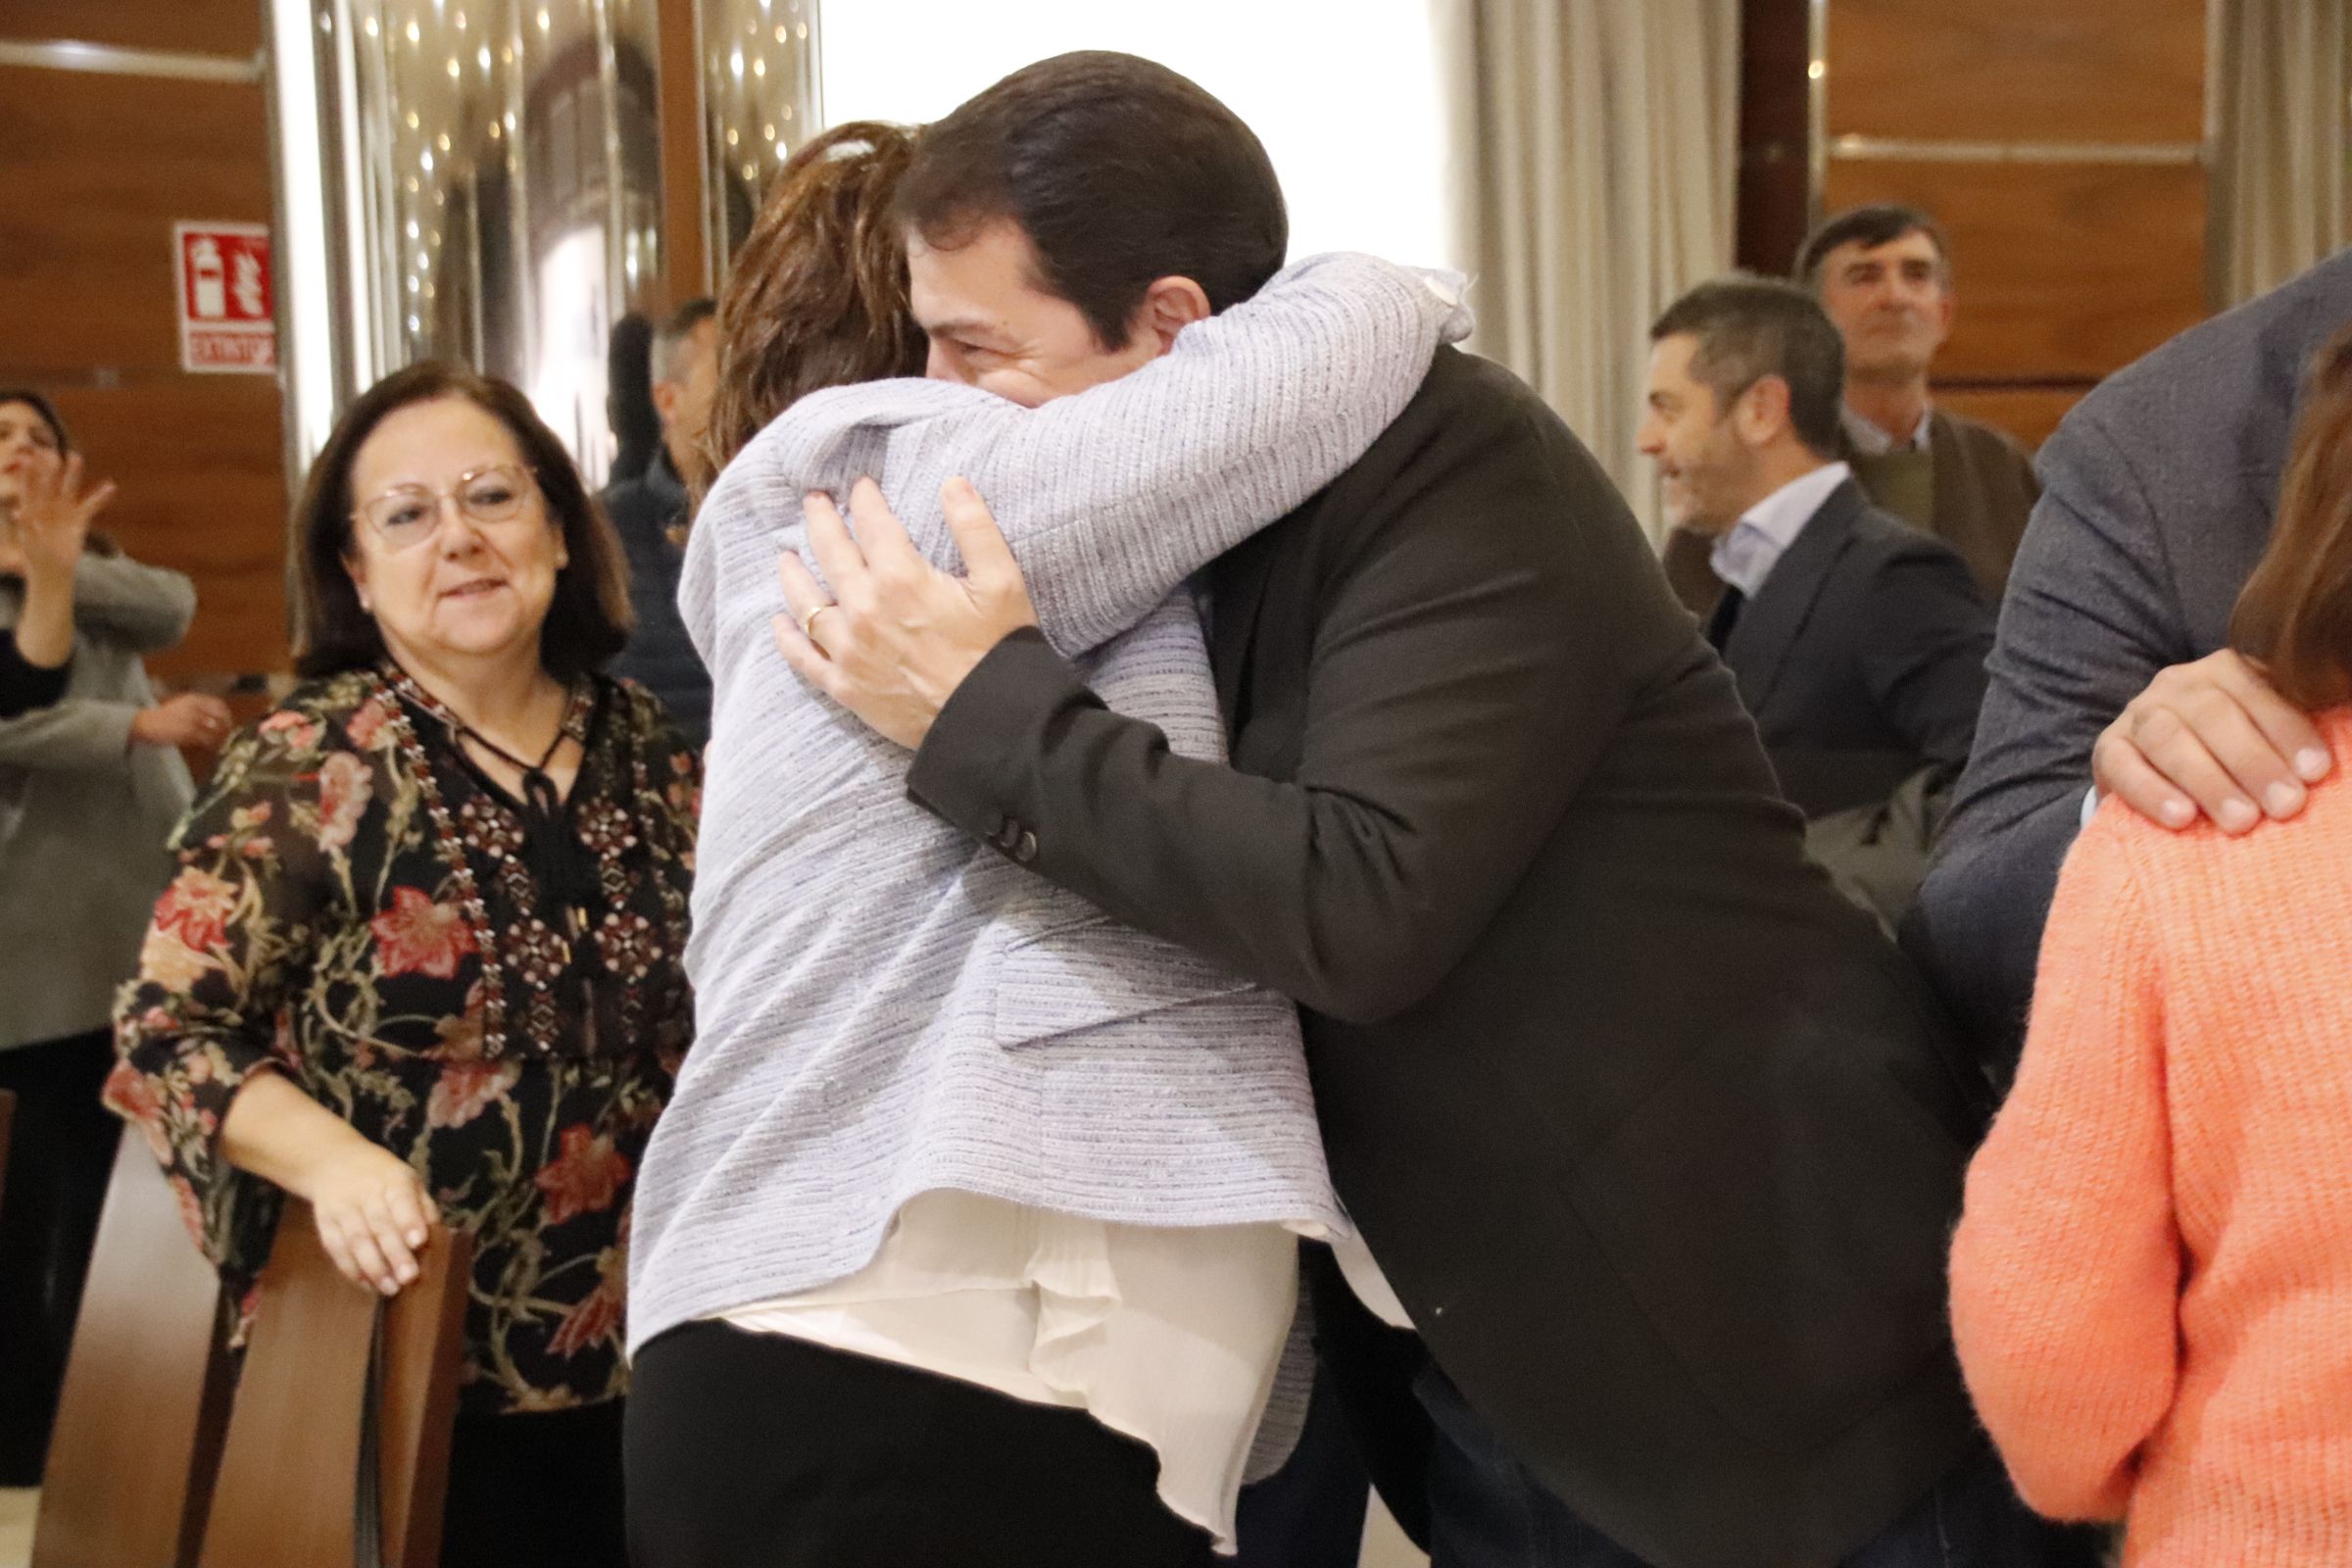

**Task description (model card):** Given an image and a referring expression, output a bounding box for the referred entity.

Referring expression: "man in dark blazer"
[1639,278,1991,828]
[1913,247,2352,1064]
[1664,206,2041,616]
[766,53,2073,1568]
[603,297,718,748]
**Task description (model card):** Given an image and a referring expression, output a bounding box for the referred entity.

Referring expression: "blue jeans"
[1414,1364,2098,1568]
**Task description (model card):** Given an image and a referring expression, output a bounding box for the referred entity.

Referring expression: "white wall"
[818,1,1454,270]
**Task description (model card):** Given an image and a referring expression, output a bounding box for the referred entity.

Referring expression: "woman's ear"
[344,552,373,614]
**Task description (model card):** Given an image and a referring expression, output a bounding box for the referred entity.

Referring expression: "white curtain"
[1434,0,1740,540]
[2213,0,2351,306]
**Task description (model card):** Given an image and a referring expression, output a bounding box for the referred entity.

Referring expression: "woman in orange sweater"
[1949,323,2352,1567]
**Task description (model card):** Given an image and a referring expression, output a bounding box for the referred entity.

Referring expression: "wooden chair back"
[33,1127,232,1568]
[367,1213,471,1568]
[198,1200,470,1568]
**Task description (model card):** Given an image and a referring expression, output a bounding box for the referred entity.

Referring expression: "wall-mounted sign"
[174,222,275,374]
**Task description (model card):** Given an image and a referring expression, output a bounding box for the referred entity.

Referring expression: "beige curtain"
[1434,0,1740,540]
[2213,0,2351,306]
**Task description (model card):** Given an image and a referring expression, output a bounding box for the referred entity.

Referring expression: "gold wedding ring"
[800,603,837,643]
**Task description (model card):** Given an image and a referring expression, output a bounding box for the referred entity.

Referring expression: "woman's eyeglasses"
[354,464,539,552]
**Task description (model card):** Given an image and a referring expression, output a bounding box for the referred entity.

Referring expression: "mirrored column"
[697,0,822,282]
[273,0,666,483]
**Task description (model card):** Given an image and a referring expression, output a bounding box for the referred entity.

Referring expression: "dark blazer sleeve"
[0,629,71,719]
[1910,408,2189,1051]
[906,380,1668,1027]
[1850,536,1992,778]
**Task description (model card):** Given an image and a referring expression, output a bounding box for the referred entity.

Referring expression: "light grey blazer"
[628,254,1472,1352]
[0,554,196,1050]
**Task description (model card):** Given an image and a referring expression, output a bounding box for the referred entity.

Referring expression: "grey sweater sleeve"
[685,253,1471,661]
[0,698,142,772]
[70,556,198,653]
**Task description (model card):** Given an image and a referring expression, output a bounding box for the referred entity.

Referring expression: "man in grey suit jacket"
[1912,248,2352,1063]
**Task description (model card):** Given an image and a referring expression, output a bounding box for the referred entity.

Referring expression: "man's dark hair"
[894,51,1288,349]
[606,313,660,484]
[292,362,630,679]
[1650,276,1846,458]
[652,297,718,385]
[1794,203,1953,290]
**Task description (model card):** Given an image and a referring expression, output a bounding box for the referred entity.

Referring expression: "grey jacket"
[628,255,1471,1352]
[0,554,196,1049]
[1912,245,2352,1062]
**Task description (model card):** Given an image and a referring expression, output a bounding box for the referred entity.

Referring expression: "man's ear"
[1130,276,1215,358]
[651,379,683,426]
[1735,375,1794,449]
[1929,285,1956,347]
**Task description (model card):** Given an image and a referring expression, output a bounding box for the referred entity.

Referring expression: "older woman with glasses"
[108,363,698,1568]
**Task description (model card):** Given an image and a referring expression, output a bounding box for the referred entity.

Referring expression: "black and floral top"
[109,663,699,1414]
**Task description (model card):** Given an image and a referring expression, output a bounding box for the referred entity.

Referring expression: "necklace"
[451,709,567,803]
[452,704,597,932]
[382,662,612,1052]
[388,662,598,935]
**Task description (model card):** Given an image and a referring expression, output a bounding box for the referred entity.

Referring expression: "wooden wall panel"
[1827,0,2207,145]
[1739,0,2221,452]
[1823,158,2209,383]
[43,382,288,684]
[0,69,273,374]
[1736,0,1814,277]
[1934,388,2082,454]
[0,0,264,58]
[0,37,287,680]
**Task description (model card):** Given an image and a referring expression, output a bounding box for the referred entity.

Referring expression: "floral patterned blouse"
[109,663,698,1414]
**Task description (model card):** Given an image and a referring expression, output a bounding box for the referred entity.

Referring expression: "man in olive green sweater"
[1666,205,2039,616]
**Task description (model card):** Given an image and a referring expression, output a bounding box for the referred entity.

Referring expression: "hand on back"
[770,475,1039,749]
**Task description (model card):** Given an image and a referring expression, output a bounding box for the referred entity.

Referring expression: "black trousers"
[625,1320,1220,1568]
[0,1029,118,1486]
[442,1401,628,1568]
[1232,1359,1371,1568]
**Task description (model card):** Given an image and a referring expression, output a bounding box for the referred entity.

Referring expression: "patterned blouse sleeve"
[107,705,370,1280]
[625,681,703,854]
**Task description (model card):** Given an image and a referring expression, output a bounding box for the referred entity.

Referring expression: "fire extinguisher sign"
[173,222,276,374]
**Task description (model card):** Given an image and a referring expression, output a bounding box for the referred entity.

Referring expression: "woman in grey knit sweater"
[623,122,1467,1566]
[0,390,229,1483]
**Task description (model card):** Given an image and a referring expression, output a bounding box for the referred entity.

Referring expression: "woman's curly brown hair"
[697,121,930,496]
